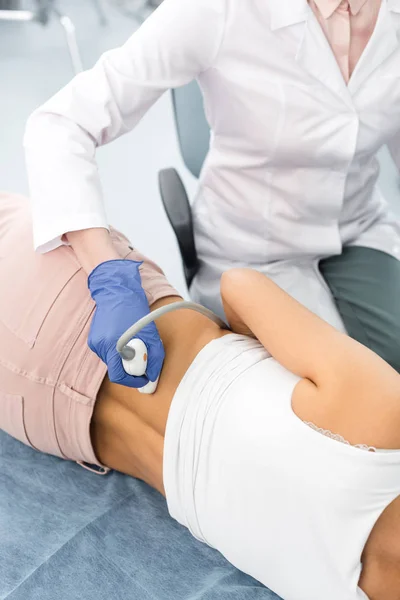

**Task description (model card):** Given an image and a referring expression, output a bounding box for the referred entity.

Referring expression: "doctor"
[24,0,400,387]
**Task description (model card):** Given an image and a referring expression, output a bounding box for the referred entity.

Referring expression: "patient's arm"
[66,228,120,274]
[222,269,400,600]
[220,268,400,392]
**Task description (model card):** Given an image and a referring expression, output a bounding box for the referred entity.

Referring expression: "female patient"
[1,192,400,600]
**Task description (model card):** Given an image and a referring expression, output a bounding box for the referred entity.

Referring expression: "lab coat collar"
[269,0,352,106]
[270,0,400,106]
[313,0,367,19]
[270,0,310,30]
[348,0,400,95]
[294,1,355,107]
[270,0,399,28]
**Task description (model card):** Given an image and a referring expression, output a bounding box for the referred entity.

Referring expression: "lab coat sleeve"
[23,0,226,253]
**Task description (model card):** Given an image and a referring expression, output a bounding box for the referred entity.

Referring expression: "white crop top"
[164,334,400,600]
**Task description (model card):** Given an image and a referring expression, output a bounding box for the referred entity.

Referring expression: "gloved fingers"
[118,373,149,389]
[87,259,166,390]
[134,322,165,382]
[107,352,149,389]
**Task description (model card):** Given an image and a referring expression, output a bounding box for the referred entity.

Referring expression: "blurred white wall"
[0,0,197,294]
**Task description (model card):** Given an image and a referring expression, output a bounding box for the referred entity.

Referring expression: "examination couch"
[0,81,282,600]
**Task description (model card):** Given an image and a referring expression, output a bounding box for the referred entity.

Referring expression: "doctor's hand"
[87,259,165,388]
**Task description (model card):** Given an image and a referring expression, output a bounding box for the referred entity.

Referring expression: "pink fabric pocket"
[0,243,81,349]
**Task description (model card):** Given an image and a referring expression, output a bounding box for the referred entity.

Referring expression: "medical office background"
[1,0,400,293]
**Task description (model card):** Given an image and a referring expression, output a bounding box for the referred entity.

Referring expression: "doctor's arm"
[220,269,399,391]
[23,0,226,261]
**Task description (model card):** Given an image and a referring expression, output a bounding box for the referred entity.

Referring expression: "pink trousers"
[0,192,178,467]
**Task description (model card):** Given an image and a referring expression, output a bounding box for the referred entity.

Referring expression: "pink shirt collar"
[313,0,369,18]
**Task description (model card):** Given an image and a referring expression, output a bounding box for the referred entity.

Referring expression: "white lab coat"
[24,0,400,325]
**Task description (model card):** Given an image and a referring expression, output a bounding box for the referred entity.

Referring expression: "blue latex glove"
[87,259,164,388]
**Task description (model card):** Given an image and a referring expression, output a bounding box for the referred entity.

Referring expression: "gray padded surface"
[172,81,210,179]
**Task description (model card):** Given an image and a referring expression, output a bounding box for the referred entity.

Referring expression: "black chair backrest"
[158,81,210,287]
